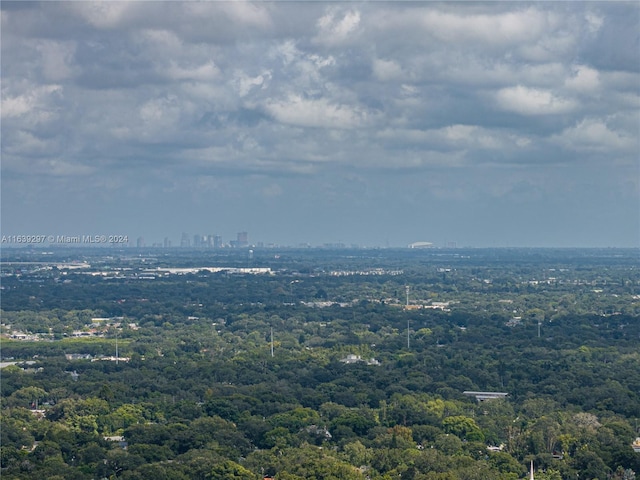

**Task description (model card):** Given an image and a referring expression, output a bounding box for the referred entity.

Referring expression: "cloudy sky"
[2,1,638,248]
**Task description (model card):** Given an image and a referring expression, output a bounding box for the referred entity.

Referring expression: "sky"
[1,1,639,248]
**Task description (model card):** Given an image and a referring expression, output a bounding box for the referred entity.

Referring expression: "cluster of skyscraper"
[136,232,248,249]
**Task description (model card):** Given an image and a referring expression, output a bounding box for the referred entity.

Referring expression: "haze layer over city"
[1,2,638,248]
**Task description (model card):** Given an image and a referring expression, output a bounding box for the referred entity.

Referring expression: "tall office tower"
[136,237,145,248]
[163,237,171,248]
[180,232,190,248]
[193,234,203,248]
[237,231,248,247]
[213,235,222,249]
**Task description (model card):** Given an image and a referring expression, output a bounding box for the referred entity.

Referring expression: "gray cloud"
[1,1,638,247]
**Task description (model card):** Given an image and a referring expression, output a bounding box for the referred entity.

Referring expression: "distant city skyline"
[2,2,638,248]
[107,231,426,249]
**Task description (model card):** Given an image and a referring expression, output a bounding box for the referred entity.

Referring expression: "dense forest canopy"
[1,247,639,479]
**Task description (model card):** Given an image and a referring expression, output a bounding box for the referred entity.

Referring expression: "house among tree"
[340,354,380,365]
[463,391,509,401]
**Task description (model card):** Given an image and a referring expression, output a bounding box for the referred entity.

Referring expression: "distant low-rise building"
[104,436,128,449]
[65,353,93,360]
[408,241,433,248]
[463,391,509,402]
[340,354,380,365]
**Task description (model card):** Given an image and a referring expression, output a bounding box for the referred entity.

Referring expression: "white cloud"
[185,1,272,30]
[377,124,530,152]
[267,41,335,96]
[1,84,62,121]
[552,118,637,153]
[2,93,34,118]
[518,63,566,87]
[3,153,95,177]
[419,8,549,45]
[137,95,189,139]
[44,159,95,177]
[37,41,76,81]
[442,125,502,149]
[401,84,418,96]
[314,8,361,46]
[166,62,220,82]
[69,2,137,29]
[565,65,600,92]
[264,95,368,129]
[270,40,298,66]
[495,85,576,115]
[373,58,404,82]
[309,54,335,69]
[3,130,58,158]
[585,11,604,34]
[234,70,271,97]
[373,6,582,65]
[517,32,576,63]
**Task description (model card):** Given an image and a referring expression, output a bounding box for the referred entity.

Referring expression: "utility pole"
[537,321,541,338]
[405,286,411,349]
[270,327,274,357]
